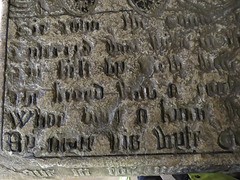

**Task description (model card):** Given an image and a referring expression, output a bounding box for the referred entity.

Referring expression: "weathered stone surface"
[0,0,240,178]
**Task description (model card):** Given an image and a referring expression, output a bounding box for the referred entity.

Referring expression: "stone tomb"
[0,0,240,178]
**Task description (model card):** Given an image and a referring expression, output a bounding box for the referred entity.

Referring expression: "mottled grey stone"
[0,0,240,178]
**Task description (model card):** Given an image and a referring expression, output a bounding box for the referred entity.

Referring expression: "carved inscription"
[109,134,141,152]
[3,0,240,163]
[72,168,91,176]
[22,169,55,178]
[47,135,95,153]
[153,126,200,150]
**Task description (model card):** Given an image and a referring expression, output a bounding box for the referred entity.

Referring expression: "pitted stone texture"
[0,0,240,178]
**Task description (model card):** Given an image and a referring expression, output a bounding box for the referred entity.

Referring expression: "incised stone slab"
[0,0,240,178]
